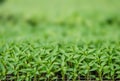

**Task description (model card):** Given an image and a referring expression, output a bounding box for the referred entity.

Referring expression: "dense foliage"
[0,0,120,81]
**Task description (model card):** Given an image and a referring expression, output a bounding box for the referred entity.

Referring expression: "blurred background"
[0,0,120,42]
